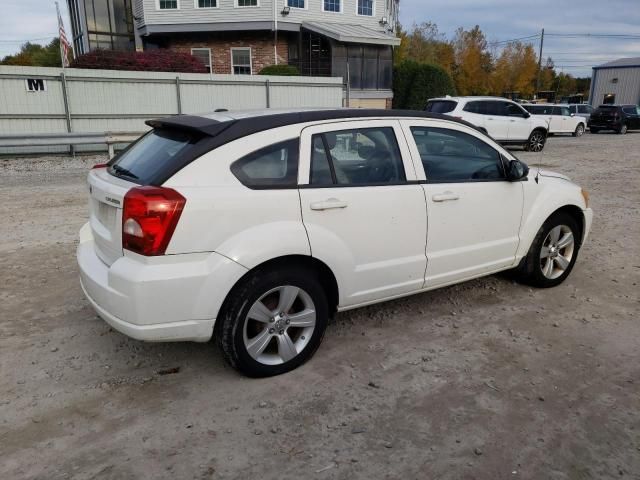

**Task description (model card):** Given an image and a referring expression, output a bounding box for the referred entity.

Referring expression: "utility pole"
[535,28,545,98]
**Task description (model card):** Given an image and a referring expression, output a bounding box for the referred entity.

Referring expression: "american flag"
[56,2,72,67]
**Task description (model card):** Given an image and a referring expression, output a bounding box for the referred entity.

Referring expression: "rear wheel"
[573,124,585,137]
[515,212,580,288]
[618,124,628,134]
[524,129,546,152]
[216,266,328,377]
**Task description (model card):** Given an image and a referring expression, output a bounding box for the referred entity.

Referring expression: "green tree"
[1,38,64,67]
[393,60,456,110]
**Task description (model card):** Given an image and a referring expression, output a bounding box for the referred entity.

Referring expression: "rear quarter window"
[108,129,200,185]
[230,139,299,189]
[425,100,458,113]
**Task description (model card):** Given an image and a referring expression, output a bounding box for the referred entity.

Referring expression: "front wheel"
[573,124,585,137]
[514,212,580,288]
[216,267,328,377]
[618,124,628,134]
[524,130,546,152]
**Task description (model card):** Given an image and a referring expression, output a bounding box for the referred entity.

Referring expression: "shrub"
[259,64,300,76]
[71,49,207,73]
[392,60,456,110]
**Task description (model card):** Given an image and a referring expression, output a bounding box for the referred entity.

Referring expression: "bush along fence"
[0,65,343,155]
[393,61,456,110]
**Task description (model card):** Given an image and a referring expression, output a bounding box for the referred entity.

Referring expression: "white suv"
[77,109,592,377]
[522,104,587,137]
[426,96,550,151]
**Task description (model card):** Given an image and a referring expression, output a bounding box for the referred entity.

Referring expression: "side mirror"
[570,113,575,117]
[523,111,530,119]
[507,159,529,181]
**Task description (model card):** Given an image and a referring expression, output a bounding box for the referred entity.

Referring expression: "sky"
[2,0,639,77]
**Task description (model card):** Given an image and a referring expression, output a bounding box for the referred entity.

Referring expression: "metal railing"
[0,131,143,158]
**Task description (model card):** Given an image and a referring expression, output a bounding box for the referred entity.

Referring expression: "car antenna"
[534,118,551,184]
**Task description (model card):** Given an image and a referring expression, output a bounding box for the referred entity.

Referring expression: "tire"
[514,212,580,288]
[590,128,599,134]
[573,124,585,137]
[618,124,628,134]
[216,266,329,377]
[524,129,546,152]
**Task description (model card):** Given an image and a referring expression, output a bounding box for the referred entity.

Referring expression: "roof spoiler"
[145,115,233,137]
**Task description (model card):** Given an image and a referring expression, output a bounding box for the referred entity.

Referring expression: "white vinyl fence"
[0,66,344,154]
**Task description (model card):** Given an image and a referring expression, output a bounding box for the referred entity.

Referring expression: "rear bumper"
[77,222,247,342]
[590,122,621,129]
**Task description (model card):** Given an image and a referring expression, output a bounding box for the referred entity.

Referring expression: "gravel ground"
[1,133,639,480]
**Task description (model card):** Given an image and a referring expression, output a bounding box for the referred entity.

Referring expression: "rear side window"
[623,106,639,115]
[231,139,299,188]
[463,101,486,114]
[108,129,198,185]
[310,127,406,186]
[425,100,458,113]
[410,127,504,182]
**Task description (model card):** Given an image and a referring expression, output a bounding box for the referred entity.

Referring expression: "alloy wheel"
[243,285,316,366]
[529,132,545,152]
[575,124,585,137]
[540,225,575,279]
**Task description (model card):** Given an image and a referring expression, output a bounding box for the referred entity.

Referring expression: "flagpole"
[55,1,66,69]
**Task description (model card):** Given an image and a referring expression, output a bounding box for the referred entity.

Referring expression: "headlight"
[581,188,590,208]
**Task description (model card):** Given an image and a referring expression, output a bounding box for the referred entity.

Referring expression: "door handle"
[510,119,516,122]
[432,192,459,202]
[310,198,348,211]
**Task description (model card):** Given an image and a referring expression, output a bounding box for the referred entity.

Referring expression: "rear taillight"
[122,186,186,256]
[92,163,108,169]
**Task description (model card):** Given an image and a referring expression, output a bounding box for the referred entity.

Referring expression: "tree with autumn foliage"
[491,41,539,97]
[451,26,493,95]
[395,22,455,75]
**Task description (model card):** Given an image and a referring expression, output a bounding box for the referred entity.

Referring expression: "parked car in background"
[522,104,587,137]
[589,105,640,134]
[566,104,595,125]
[77,109,592,377]
[426,96,549,151]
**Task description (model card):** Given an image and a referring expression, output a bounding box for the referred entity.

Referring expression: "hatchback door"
[401,120,524,287]
[298,120,427,307]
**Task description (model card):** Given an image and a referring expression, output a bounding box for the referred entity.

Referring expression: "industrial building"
[590,57,640,106]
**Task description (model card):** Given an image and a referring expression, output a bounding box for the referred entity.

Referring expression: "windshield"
[108,129,197,185]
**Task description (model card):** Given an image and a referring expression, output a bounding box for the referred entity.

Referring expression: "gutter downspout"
[273,0,279,65]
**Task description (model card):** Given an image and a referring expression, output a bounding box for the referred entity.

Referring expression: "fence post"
[345,63,351,108]
[265,79,271,108]
[60,72,74,153]
[175,76,182,114]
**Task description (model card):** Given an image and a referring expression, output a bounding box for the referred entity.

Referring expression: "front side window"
[231,48,252,75]
[310,127,406,185]
[191,48,212,72]
[323,0,341,12]
[357,0,373,15]
[410,127,505,183]
[198,0,217,7]
[159,0,178,9]
[288,0,305,7]
[231,139,299,188]
[507,103,527,117]
[236,0,258,5]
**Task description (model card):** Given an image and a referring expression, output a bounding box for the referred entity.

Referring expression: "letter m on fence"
[25,78,47,92]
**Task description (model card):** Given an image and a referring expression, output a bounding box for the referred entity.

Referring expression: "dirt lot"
[1,132,639,480]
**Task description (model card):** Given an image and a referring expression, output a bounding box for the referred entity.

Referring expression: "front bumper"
[77,222,247,342]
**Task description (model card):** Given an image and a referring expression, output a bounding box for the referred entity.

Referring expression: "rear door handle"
[310,198,348,211]
[432,192,459,202]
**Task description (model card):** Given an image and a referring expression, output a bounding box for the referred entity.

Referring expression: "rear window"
[108,129,199,185]
[425,100,458,113]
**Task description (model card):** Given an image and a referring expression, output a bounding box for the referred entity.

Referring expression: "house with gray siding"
[590,57,640,107]
[67,0,401,108]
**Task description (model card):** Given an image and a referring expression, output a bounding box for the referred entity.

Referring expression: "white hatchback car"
[522,104,587,137]
[78,109,592,377]
[426,96,550,151]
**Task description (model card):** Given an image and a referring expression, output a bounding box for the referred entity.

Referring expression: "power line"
[0,35,57,43]
[489,34,540,46]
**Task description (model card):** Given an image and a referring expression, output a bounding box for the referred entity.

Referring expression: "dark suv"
[589,104,640,134]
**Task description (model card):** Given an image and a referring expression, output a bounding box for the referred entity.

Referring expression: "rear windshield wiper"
[111,164,139,180]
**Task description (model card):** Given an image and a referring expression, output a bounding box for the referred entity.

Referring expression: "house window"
[357,0,373,15]
[323,0,341,12]
[288,0,305,7]
[197,0,217,7]
[231,48,252,75]
[236,0,258,6]
[191,48,212,73]
[158,0,178,9]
